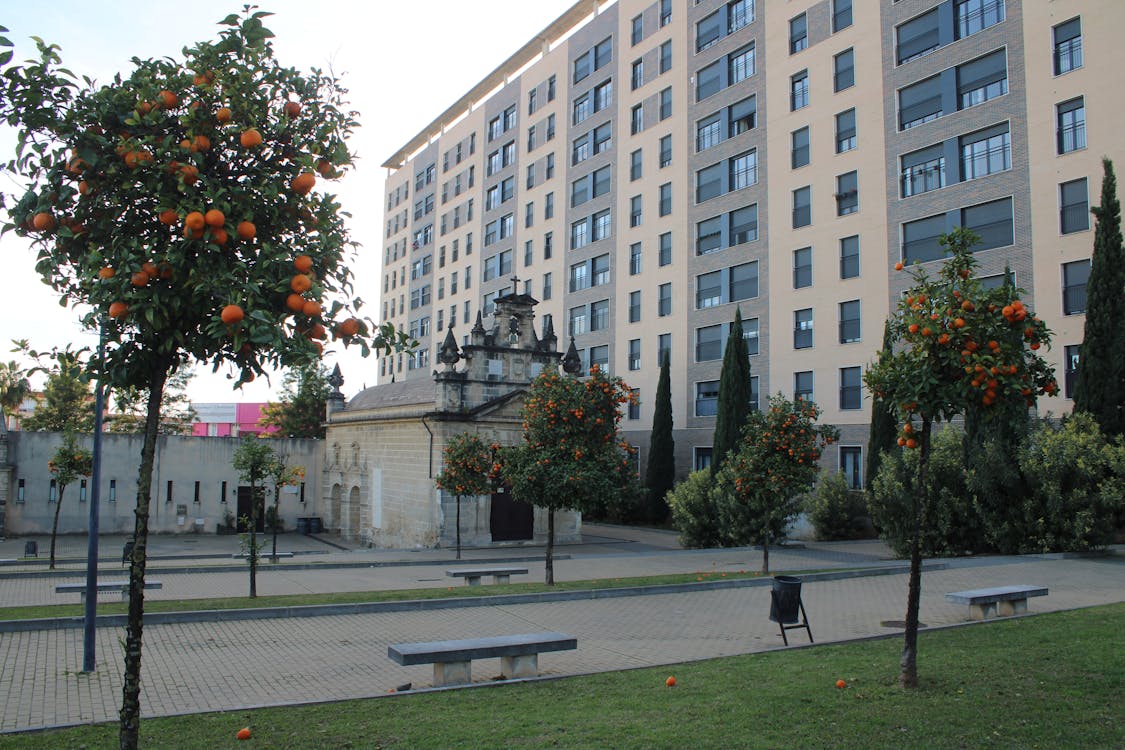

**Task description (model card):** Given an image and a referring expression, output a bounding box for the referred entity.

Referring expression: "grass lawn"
[4,603,1121,749]
[0,569,797,621]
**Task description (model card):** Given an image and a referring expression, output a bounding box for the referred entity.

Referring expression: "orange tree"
[46,432,93,570]
[864,228,1056,689]
[435,432,496,560]
[499,365,639,584]
[714,394,838,574]
[0,12,409,748]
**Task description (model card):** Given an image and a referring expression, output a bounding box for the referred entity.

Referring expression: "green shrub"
[667,470,722,548]
[806,470,867,540]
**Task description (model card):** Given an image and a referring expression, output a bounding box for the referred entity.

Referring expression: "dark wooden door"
[236,486,265,532]
[489,487,533,541]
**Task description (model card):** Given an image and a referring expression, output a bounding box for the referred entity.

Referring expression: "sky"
[0,0,577,403]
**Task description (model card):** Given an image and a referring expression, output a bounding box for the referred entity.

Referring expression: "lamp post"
[82,318,107,673]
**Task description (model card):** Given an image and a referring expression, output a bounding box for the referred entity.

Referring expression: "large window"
[897,8,939,64]
[902,213,946,264]
[1053,17,1083,76]
[731,261,758,302]
[629,290,641,322]
[791,70,809,111]
[957,49,1007,109]
[900,76,942,130]
[790,13,807,54]
[791,127,810,169]
[834,49,854,92]
[697,61,721,101]
[902,144,945,197]
[840,366,862,410]
[729,44,756,84]
[794,371,814,402]
[840,236,860,279]
[630,243,642,275]
[569,260,589,292]
[835,108,856,153]
[629,341,641,372]
[697,163,722,203]
[730,205,757,245]
[697,216,722,255]
[793,186,811,228]
[697,114,721,152]
[793,247,812,289]
[794,308,814,349]
[833,0,853,33]
[590,300,609,331]
[660,232,673,266]
[731,151,758,191]
[659,183,672,216]
[840,446,862,489]
[658,283,672,317]
[696,324,723,362]
[956,0,1005,40]
[696,11,722,53]
[960,123,1010,181]
[1062,259,1090,315]
[836,171,859,216]
[1057,98,1086,154]
[697,271,722,309]
[839,300,861,344]
[1060,178,1090,235]
[568,305,587,336]
[962,197,1013,251]
[696,381,720,417]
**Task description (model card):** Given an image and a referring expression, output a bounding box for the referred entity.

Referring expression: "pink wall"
[191,403,278,437]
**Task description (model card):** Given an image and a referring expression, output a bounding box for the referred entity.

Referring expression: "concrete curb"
[0,561,947,633]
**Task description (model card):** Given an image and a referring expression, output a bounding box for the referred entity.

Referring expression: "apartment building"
[378,0,1122,487]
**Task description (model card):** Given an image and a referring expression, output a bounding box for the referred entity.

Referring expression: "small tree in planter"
[232,437,279,596]
[435,433,495,560]
[267,460,304,562]
[46,432,93,569]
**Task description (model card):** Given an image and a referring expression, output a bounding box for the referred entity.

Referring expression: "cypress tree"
[1074,158,1125,438]
[644,351,675,523]
[865,321,898,494]
[712,308,751,474]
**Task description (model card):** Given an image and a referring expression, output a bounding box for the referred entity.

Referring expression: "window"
[794,371,814,402]
[631,104,643,135]
[840,446,862,489]
[1057,98,1086,154]
[731,261,758,302]
[730,205,757,245]
[1062,259,1090,315]
[840,235,860,279]
[593,122,611,154]
[729,44,755,85]
[696,325,723,362]
[793,186,811,228]
[548,75,556,101]
[590,299,609,331]
[902,213,946,264]
[528,88,537,115]
[793,247,812,289]
[901,144,945,198]
[660,0,671,27]
[659,232,672,266]
[659,183,672,216]
[833,0,853,33]
[696,216,722,255]
[897,9,939,64]
[630,149,643,181]
[569,261,590,292]
[632,14,643,45]
[525,202,534,228]
[697,114,721,152]
[696,164,722,204]
[696,380,720,417]
[630,242,642,275]
[527,126,536,153]
[956,0,1005,40]
[574,51,591,84]
[660,40,672,73]
[960,123,1010,181]
[1060,179,1090,234]
[569,305,587,336]
[1054,17,1083,76]
[840,366,862,410]
[791,127,810,169]
[659,87,672,120]
[962,197,1012,251]
[631,195,643,227]
[547,116,556,143]
[592,254,610,286]
[629,291,642,322]
[658,283,672,317]
[657,333,671,367]
[839,300,861,343]
[957,49,1007,109]
[632,59,644,90]
[1064,344,1080,398]
[571,218,589,250]
[629,340,641,371]
[791,70,809,110]
[526,164,535,189]
[794,309,814,349]
[695,448,713,472]
[730,96,756,137]
[790,13,807,54]
[697,12,722,53]
[835,108,856,153]
[697,61,721,102]
[546,151,555,177]
[573,93,592,126]
[836,171,859,216]
[543,272,552,300]
[593,209,611,241]
[834,49,854,92]
[696,271,721,310]
[660,135,672,168]
[545,193,554,219]
[593,80,613,112]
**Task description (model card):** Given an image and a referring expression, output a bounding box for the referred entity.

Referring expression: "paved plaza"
[0,525,1122,733]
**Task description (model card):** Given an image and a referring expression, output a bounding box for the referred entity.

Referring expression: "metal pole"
[82,320,106,673]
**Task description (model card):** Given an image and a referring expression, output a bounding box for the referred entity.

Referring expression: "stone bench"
[55,580,163,603]
[445,566,529,586]
[945,585,1048,620]
[388,632,577,687]
[232,551,294,559]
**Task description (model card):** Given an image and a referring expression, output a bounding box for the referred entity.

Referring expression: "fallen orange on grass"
[836,679,847,689]
[236,727,251,740]
[665,676,676,687]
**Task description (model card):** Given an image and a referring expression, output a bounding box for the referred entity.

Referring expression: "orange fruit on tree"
[302,300,322,317]
[236,220,256,240]
[158,209,178,226]
[78,180,90,196]
[184,211,205,232]
[240,128,263,148]
[294,254,313,273]
[183,225,203,240]
[291,274,312,293]
[177,163,199,185]
[190,134,211,152]
[108,301,128,319]
[291,172,316,196]
[131,271,150,287]
[316,158,333,177]
[908,323,920,334]
[905,438,918,449]
[32,212,56,232]
[66,157,86,174]
[308,322,327,340]
[136,101,153,116]
[285,293,306,312]
[216,106,232,123]
[204,209,225,228]
[221,304,245,325]
[157,90,178,109]
[336,318,360,337]
[97,267,115,280]
[284,101,301,118]
[210,227,229,246]
[142,261,158,277]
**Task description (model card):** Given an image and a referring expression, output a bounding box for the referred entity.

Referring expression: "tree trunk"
[271,488,279,563]
[761,536,770,575]
[119,363,169,750]
[545,509,555,585]
[455,495,462,560]
[250,484,259,597]
[49,485,66,571]
[900,414,932,689]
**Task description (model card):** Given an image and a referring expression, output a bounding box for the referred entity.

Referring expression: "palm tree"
[0,361,32,429]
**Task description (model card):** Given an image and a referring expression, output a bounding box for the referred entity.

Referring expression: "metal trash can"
[308,517,323,534]
[24,540,38,558]
[122,540,135,566]
[769,576,803,624]
[296,517,310,534]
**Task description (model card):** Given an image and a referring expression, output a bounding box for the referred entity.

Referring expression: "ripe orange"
[78,180,90,196]
[32,212,56,232]
[894,261,904,271]
[240,128,263,148]
[236,727,251,741]
[210,227,229,246]
[124,150,152,169]
[316,158,333,177]
[108,301,128,319]
[836,679,847,689]
[97,267,115,280]
[236,221,256,240]
[336,317,360,337]
[66,157,86,174]
[291,274,312,293]
[953,318,966,329]
[285,293,306,312]
[291,172,316,196]
[204,209,225,228]
[294,254,313,273]
[302,300,322,317]
[157,90,178,109]
[131,271,150,287]
[136,101,153,116]
[184,211,205,232]
[908,323,920,334]
[178,163,199,185]
[221,304,245,325]
[665,676,676,687]
[284,101,301,118]
[308,322,327,340]
[141,261,158,277]
[216,107,232,123]
[905,438,918,450]
[183,226,204,240]
[159,209,178,226]
[191,134,211,152]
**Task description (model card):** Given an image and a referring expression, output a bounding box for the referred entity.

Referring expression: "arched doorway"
[348,486,361,538]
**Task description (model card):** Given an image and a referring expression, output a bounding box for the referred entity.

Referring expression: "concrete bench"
[388,632,577,687]
[55,580,163,603]
[445,566,528,586]
[945,585,1048,620]
[232,551,294,559]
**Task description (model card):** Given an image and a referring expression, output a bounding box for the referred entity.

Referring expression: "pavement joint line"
[0,561,948,633]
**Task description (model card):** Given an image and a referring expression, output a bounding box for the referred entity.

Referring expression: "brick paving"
[0,527,1121,733]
